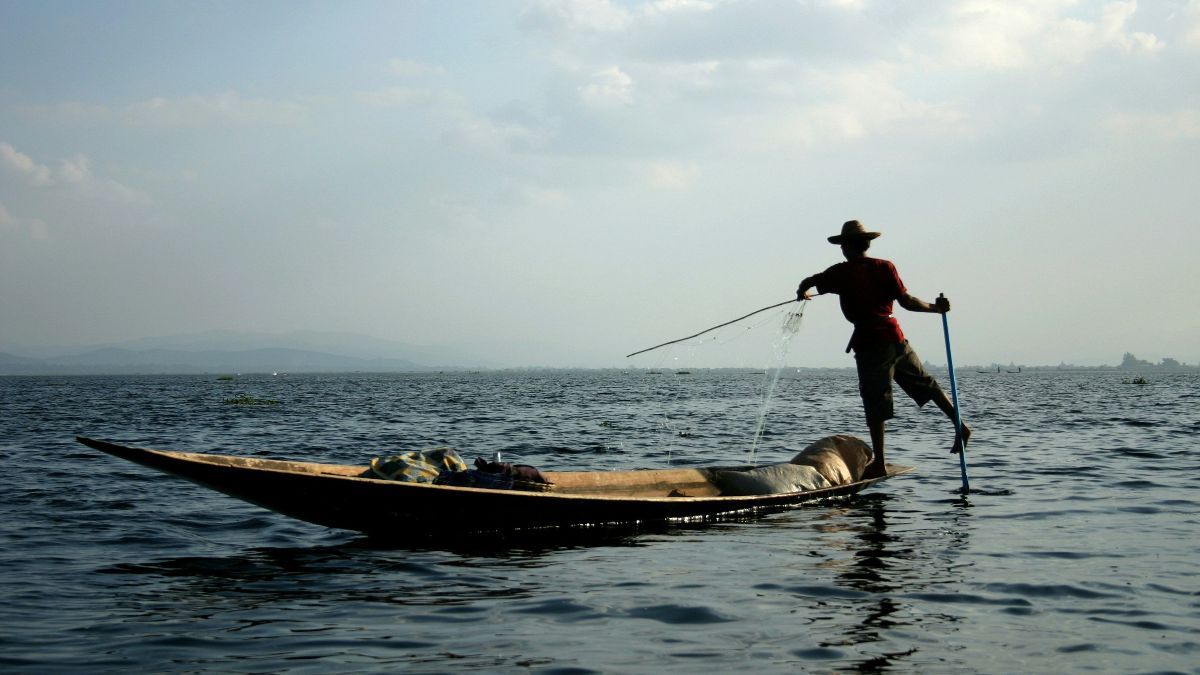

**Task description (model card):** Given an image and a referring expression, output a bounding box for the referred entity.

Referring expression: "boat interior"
[163,450,732,498]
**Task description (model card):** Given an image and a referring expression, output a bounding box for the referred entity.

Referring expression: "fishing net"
[624,299,810,466]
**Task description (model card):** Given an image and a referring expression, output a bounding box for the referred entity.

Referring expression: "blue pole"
[939,293,970,495]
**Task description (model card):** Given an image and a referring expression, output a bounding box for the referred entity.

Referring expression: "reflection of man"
[797,220,971,479]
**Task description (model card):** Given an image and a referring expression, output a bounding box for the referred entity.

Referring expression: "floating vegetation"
[223,394,279,405]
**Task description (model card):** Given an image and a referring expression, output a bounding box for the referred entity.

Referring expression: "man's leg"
[930,389,972,454]
[855,344,899,479]
[893,341,974,454]
[865,417,887,478]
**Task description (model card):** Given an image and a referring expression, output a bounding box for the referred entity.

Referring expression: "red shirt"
[812,257,906,352]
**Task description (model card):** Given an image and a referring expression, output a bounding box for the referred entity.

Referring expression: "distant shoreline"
[3,364,1196,377]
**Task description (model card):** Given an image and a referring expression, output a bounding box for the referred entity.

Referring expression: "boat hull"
[77,437,913,536]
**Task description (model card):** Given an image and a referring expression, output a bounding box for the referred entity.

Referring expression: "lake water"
[1,369,1197,672]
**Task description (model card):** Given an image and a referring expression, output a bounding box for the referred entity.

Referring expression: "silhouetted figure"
[797,220,971,479]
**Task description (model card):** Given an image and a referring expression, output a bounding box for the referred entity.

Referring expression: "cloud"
[356,86,458,108]
[645,161,700,190]
[511,0,1182,168]
[579,66,635,106]
[821,0,865,9]
[1183,0,1200,50]
[1,145,139,199]
[521,0,727,35]
[929,2,1054,70]
[0,142,150,211]
[1097,1,1163,54]
[1,142,53,186]
[356,83,549,154]
[56,154,90,184]
[1103,108,1200,140]
[440,109,552,153]
[516,183,571,208]
[0,201,49,240]
[801,64,968,141]
[26,91,308,128]
[926,0,1163,71]
[520,0,632,34]
[518,0,944,158]
[389,58,447,78]
[642,0,716,16]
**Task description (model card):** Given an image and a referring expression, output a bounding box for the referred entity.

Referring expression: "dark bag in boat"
[434,468,514,490]
[473,457,551,485]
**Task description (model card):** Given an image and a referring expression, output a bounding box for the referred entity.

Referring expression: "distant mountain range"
[0,330,498,375]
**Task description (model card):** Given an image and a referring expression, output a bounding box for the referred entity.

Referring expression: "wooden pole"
[939,293,970,495]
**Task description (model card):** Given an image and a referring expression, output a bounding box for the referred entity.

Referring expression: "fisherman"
[796,220,971,479]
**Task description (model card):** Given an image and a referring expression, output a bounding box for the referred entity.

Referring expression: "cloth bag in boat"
[433,458,554,491]
[369,447,468,483]
[789,435,874,486]
[712,463,832,496]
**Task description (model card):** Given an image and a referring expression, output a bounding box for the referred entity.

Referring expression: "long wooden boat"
[77,437,913,537]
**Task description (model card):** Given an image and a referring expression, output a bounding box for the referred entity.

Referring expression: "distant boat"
[675,370,692,375]
[1007,367,1022,373]
[977,366,1000,373]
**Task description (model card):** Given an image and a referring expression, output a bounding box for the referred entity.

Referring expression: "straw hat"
[828,220,881,244]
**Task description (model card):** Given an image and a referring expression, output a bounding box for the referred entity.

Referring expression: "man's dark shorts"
[854,340,943,424]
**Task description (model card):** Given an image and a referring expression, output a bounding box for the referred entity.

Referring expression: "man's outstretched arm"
[897,292,950,314]
[796,275,820,300]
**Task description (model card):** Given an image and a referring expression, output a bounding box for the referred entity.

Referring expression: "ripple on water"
[906,591,1034,607]
[1087,616,1183,633]
[982,582,1124,600]
[620,604,735,624]
[511,598,597,618]
[1057,642,1100,654]
[1112,479,1167,489]
[1108,446,1167,459]
[752,583,869,600]
[790,646,848,661]
[1010,550,1124,560]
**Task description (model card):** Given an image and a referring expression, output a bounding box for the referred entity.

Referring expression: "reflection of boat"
[76,437,913,536]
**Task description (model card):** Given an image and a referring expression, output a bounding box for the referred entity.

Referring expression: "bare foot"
[950,424,972,454]
[862,461,888,480]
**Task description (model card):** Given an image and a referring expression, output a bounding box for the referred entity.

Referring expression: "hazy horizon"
[3,2,1197,369]
[1,325,1189,372]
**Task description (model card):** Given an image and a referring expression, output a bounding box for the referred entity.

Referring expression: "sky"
[2,0,1198,368]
